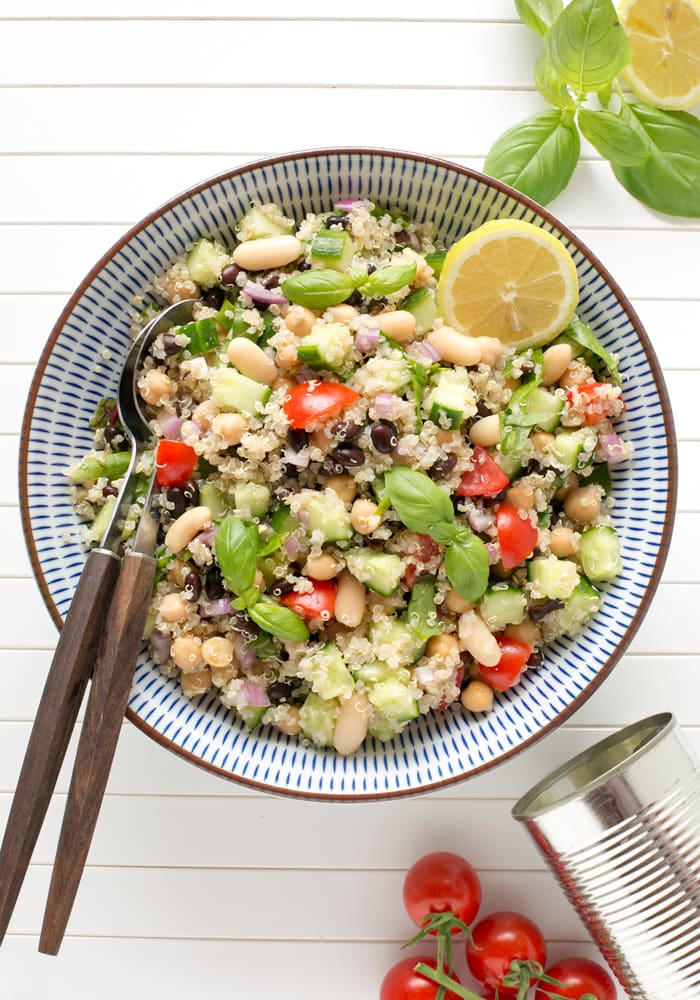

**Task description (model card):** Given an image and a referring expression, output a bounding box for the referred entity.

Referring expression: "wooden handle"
[0,547,121,946]
[38,550,156,955]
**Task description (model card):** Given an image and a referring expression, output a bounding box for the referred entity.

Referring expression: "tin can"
[512,713,700,999]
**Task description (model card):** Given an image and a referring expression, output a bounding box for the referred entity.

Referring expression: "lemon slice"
[619,0,700,109]
[437,219,579,349]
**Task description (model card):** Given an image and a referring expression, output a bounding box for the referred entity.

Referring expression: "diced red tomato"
[403,533,441,590]
[496,504,539,571]
[566,382,624,425]
[478,636,533,691]
[457,446,510,497]
[283,380,360,430]
[155,439,198,488]
[280,578,337,621]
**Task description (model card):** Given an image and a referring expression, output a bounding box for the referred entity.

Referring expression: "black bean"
[529,599,565,622]
[366,263,377,276]
[102,484,119,498]
[394,230,411,246]
[162,331,180,356]
[284,463,301,478]
[269,579,294,599]
[527,648,544,668]
[287,427,309,452]
[370,420,399,454]
[203,287,224,309]
[367,296,388,314]
[268,681,293,703]
[221,263,241,285]
[103,424,120,445]
[263,273,281,289]
[429,454,458,480]
[519,360,536,375]
[184,571,202,602]
[230,610,260,642]
[325,214,349,229]
[165,486,186,519]
[331,421,363,441]
[329,444,365,469]
[182,480,199,505]
[297,261,312,272]
[475,402,493,418]
[346,289,363,308]
[205,566,225,600]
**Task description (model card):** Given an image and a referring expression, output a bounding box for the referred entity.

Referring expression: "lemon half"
[619,0,700,109]
[437,219,579,350]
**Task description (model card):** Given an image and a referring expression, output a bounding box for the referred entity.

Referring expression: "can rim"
[511,712,676,821]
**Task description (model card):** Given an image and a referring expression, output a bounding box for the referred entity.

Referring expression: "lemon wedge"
[619,0,700,109]
[436,219,579,349]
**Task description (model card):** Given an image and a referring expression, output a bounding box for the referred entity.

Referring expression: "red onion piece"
[200,597,234,618]
[469,508,495,534]
[229,679,270,708]
[413,341,441,363]
[334,198,363,211]
[195,526,217,546]
[150,630,172,665]
[157,412,182,439]
[284,535,301,556]
[283,448,310,468]
[234,634,257,671]
[598,433,627,465]
[486,542,501,564]
[180,419,204,440]
[294,365,318,383]
[355,326,380,354]
[374,392,399,418]
[243,280,288,307]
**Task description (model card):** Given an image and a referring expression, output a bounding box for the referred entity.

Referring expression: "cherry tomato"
[155,439,198,488]
[466,910,546,994]
[403,851,482,932]
[283,380,360,429]
[534,957,617,1000]
[566,382,623,425]
[280,578,337,620]
[478,636,532,692]
[457,445,510,497]
[496,504,539,571]
[380,957,463,1000]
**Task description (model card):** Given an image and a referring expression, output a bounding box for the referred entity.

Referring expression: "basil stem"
[248,596,310,642]
[214,515,258,596]
[281,269,355,309]
[384,467,454,535]
[358,262,417,298]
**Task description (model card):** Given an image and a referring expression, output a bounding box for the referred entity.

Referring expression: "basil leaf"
[546,0,632,94]
[384,467,454,535]
[516,0,562,36]
[281,269,354,309]
[214,515,258,596]
[405,576,443,642]
[611,102,700,218]
[484,109,580,205]
[578,107,649,166]
[359,262,417,298]
[562,315,621,386]
[431,521,459,545]
[445,536,490,603]
[89,396,117,430]
[257,529,288,558]
[248,596,310,642]
[534,50,575,109]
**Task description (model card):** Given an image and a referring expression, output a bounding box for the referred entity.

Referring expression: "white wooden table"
[1,4,697,997]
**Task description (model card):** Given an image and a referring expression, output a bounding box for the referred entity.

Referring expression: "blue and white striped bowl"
[20,149,676,800]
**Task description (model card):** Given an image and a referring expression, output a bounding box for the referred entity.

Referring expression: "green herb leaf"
[578,107,649,166]
[405,576,443,642]
[214,515,258,596]
[499,378,546,458]
[561,314,621,385]
[611,102,700,217]
[516,0,562,36]
[546,0,632,94]
[445,536,490,603]
[534,50,575,109]
[430,521,459,545]
[89,397,117,430]
[248,596,310,642]
[484,109,580,205]
[359,262,417,298]
[384,467,454,535]
[281,269,355,309]
[257,529,288,558]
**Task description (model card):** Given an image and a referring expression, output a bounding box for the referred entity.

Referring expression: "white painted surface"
[1,7,697,998]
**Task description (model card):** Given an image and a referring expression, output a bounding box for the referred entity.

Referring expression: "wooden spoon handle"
[0,547,121,946]
[39,550,156,955]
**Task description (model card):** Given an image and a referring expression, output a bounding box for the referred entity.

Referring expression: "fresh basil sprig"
[214,515,309,642]
[281,269,355,310]
[485,0,700,218]
[358,262,417,298]
[444,536,490,604]
[558,315,621,386]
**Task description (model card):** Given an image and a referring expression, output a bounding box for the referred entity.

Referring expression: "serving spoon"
[0,298,196,953]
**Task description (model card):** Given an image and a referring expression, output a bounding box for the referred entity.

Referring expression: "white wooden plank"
[2,506,32,576]
[0,365,33,433]
[0,436,20,504]
[0,294,69,362]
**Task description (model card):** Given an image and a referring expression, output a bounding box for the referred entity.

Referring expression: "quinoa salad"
[70,198,629,755]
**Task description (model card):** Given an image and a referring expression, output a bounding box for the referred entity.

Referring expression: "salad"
[70,198,628,755]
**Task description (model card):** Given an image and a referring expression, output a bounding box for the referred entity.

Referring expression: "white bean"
[542,343,573,387]
[476,336,504,367]
[375,310,417,343]
[334,570,366,628]
[426,325,481,366]
[458,611,501,666]
[333,692,370,756]
[165,505,212,554]
[232,235,302,271]
[469,414,500,447]
[227,338,278,385]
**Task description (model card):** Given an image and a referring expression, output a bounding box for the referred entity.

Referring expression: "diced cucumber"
[426,368,476,429]
[236,204,295,240]
[210,367,271,416]
[180,317,219,356]
[216,299,240,330]
[299,489,353,543]
[369,619,425,665]
[549,430,593,472]
[186,239,230,289]
[240,705,268,731]
[367,711,401,742]
[403,287,438,335]
[86,494,117,546]
[353,660,411,686]
[496,450,523,480]
[363,353,412,392]
[296,321,353,371]
[543,578,602,638]
[524,386,564,432]
[367,677,420,723]
[233,483,270,519]
[199,482,227,519]
[300,643,354,701]
[579,526,622,581]
[479,585,527,630]
[528,555,580,600]
[425,250,447,278]
[346,549,404,596]
[299,692,339,747]
[311,229,354,271]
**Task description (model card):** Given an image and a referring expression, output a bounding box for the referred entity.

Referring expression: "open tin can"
[512,713,700,999]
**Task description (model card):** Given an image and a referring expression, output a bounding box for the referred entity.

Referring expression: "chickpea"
[564,485,603,524]
[444,589,474,615]
[274,704,302,737]
[271,375,296,395]
[505,620,541,647]
[201,636,234,669]
[211,663,237,686]
[304,552,341,581]
[504,481,536,512]
[435,429,461,446]
[542,343,573,387]
[530,431,555,452]
[559,359,594,389]
[549,525,577,557]
[325,475,357,504]
[181,669,212,698]
[171,636,204,673]
[164,275,199,304]
[284,305,316,337]
[212,412,247,446]
[327,304,359,324]
[159,592,189,624]
[351,498,381,534]
[274,344,299,372]
[554,471,578,502]
[460,680,494,713]
[139,369,172,406]
[426,633,460,662]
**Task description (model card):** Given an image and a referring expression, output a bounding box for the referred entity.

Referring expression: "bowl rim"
[19,146,679,800]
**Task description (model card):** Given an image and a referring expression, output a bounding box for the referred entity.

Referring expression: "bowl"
[20,148,677,800]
